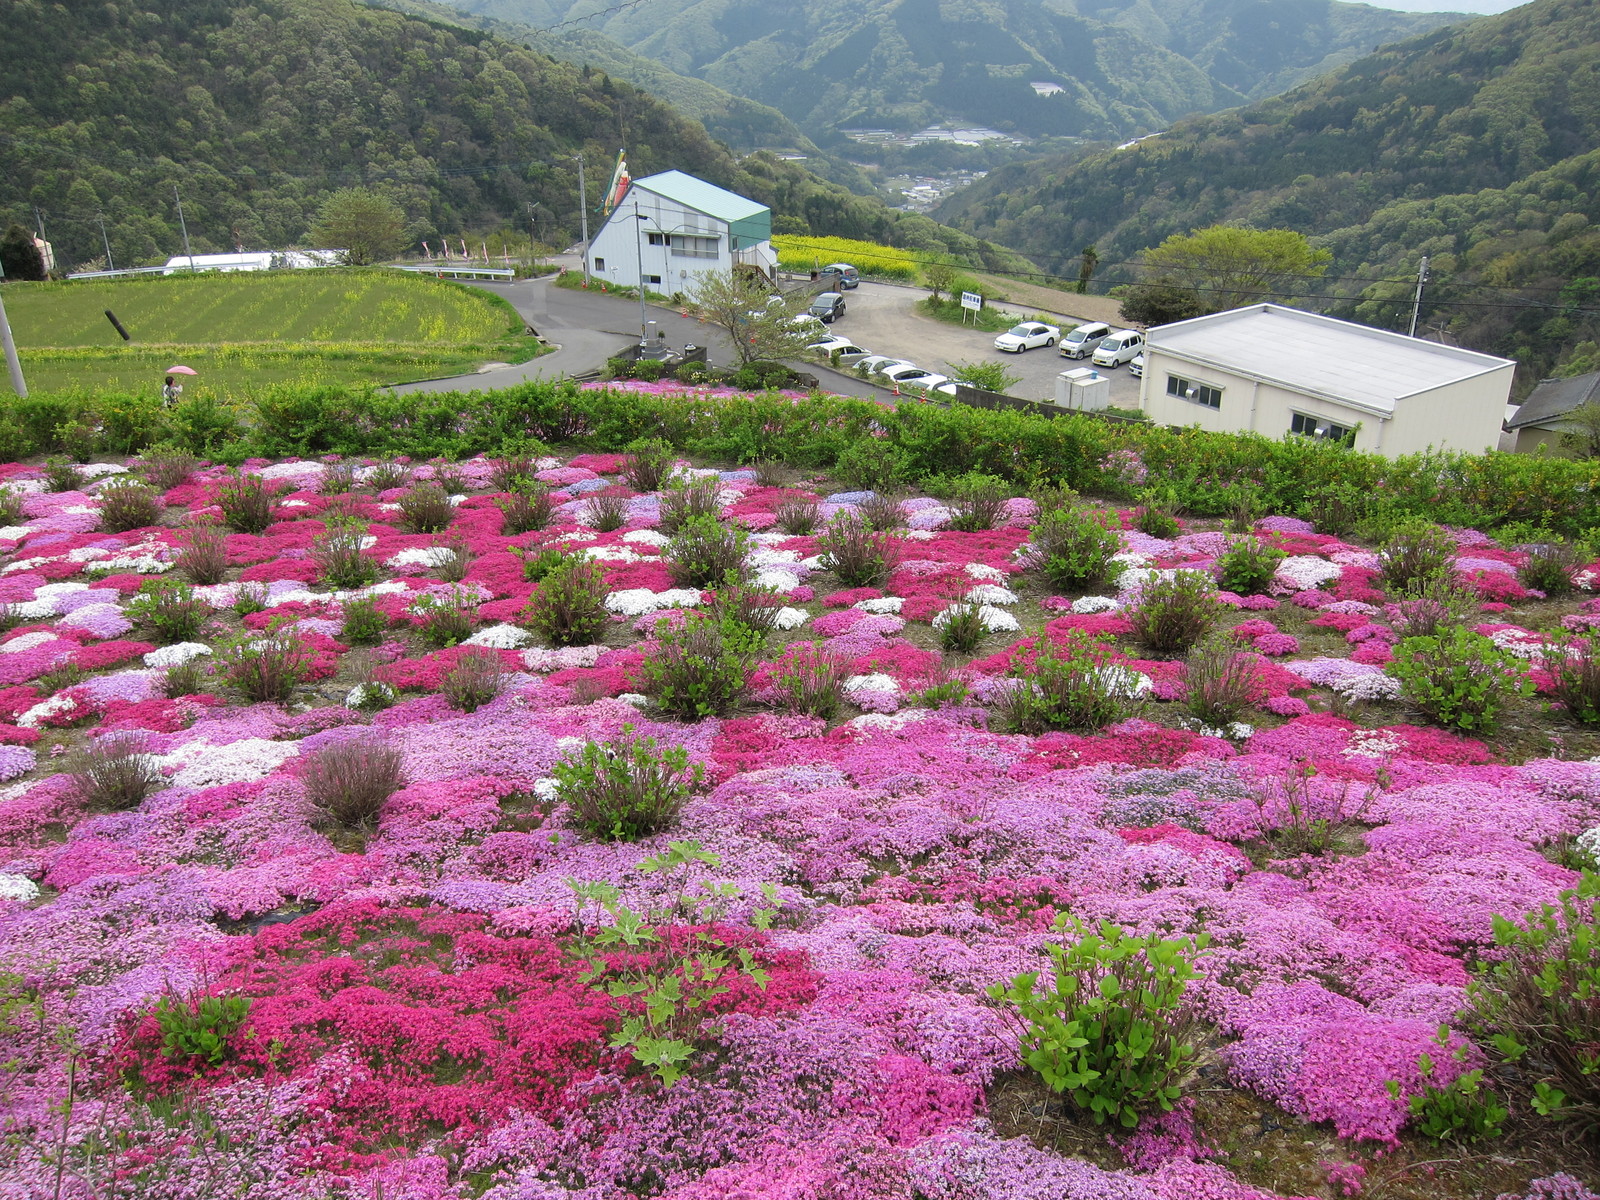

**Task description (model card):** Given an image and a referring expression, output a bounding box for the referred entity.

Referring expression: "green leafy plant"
[42,457,82,493]
[1250,762,1380,859]
[320,458,360,494]
[704,573,784,639]
[1024,506,1121,592]
[1128,570,1221,656]
[909,666,970,709]
[302,736,407,831]
[1213,537,1285,596]
[216,622,311,705]
[160,657,208,699]
[1385,573,1477,639]
[658,479,723,535]
[621,437,675,492]
[997,630,1143,734]
[554,727,705,841]
[440,647,506,713]
[584,491,630,532]
[1386,1028,1507,1144]
[1379,522,1457,593]
[364,458,411,491]
[1389,627,1532,732]
[938,599,987,653]
[215,471,282,534]
[312,527,379,589]
[1547,633,1600,724]
[1183,636,1262,726]
[176,519,229,586]
[638,613,758,719]
[818,513,901,588]
[1519,541,1577,596]
[0,486,20,527]
[434,535,473,583]
[566,840,778,1086]
[396,483,454,534]
[855,491,906,531]
[96,478,163,533]
[412,587,477,648]
[151,991,253,1067]
[510,542,567,582]
[497,483,554,535]
[231,583,268,618]
[774,495,821,535]
[489,452,543,493]
[126,578,209,644]
[989,914,1211,1128]
[522,559,611,647]
[667,515,749,589]
[769,641,848,719]
[946,473,1012,533]
[339,598,387,648]
[1133,488,1181,539]
[137,448,202,492]
[69,734,164,812]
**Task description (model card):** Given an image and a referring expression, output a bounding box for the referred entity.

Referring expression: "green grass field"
[1,270,539,394]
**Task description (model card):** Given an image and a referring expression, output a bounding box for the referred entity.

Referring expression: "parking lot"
[792,277,1144,408]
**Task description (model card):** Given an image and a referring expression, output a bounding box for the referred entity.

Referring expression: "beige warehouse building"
[1138,304,1516,457]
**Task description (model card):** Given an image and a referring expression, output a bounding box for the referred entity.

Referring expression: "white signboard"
[960,291,983,311]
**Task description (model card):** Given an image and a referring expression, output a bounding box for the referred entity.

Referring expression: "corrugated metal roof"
[1148,304,1515,416]
[1505,371,1600,429]
[632,171,767,224]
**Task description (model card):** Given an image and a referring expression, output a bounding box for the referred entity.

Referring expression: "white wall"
[587,188,773,295]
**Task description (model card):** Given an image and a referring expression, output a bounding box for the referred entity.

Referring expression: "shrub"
[1128,570,1221,656]
[522,559,611,647]
[232,583,267,618]
[96,479,162,533]
[667,514,749,589]
[818,513,900,588]
[997,631,1142,734]
[216,624,312,705]
[396,483,454,534]
[340,596,387,646]
[638,613,758,719]
[364,458,410,491]
[1379,522,1457,593]
[127,578,209,644]
[1251,762,1379,859]
[1184,637,1262,726]
[1388,1032,1507,1145]
[0,604,20,636]
[938,600,987,653]
[429,459,469,495]
[216,471,281,534]
[658,479,723,535]
[435,536,473,583]
[1548,634,1600,724]
[621,438,675,492]
[69,735,164,811]
[312,527,379,589]
[1389,627,1532,732]
[35,662,85,696]
[583,491,629,532]
[1214,537,1285,595]
[1466,870,1600,1136]
[511,543,568,582]
[150,991,252,1069]
[706,574,784,638]
[1025,506,1121,591]
[43,457,81,493]
[989,914,1210,1128]
[177,520,229,586]
[160,657,208,698]
[774,495,821,535]
[909,664,971,709]
[946,473,1011,532]
[554,728,704,840]
[498,484,555,535]
[1386,574,1477,639]
[412,587,477,648]
[320,458,359,494]
[856,491,905,531]
[489,452,543,493]
[138,448,202,491]
[752,459,784,487]
[1520,542,1577,596]
[1134,488,1181,539]
[0,486,20,527]
[440,647,506,713]
[302,737,407,831]
[769,641,848,719]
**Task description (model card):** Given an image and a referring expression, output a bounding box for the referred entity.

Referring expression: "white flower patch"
[0,873,39,903]
[854,597,905,615]
[773,607,808,631]
[1575,825,1600,861]
[752,568,803,592]
[849,710,931,732]
[35,582,91,604]
[799,555,827,571]
[552,531,598,544]
[157,737,298,789]
[930,604,1021,634]
[464,624,532,650]
[87,552,173,574]
[844,673,900,695]
[61,505,99,516]
[1196,721,1255,741]
[365,579,412,596]
[615,693,650,710]
[903,530,936,541]
[4,556,59,575]
[1,631,61,655]
[1486,628,1546,659]
[622,529,671,548]
[18,694,83,728]
[532,777,562,802]
[964,563,1007,583]
[576,546,647,564]
[144,642,212,668]
[1071,596,1120,614]
[344,683,396,710]
[554,736,587,752]
[1097,665,1153,699]
[256,462,326,483]
[604,588,703,616]
[78,463,130,480]
[386,547,456,570]
[965,584,1018,606]
[1345,730,1404,760]
[66,547,111,563]
[0,526,29,541]
[1276,555,1343,590]
[521,645,604,672]
[280,499,313,509]
[1576,569,1600,592]
[749,548,802,568]
[9,601,56,620]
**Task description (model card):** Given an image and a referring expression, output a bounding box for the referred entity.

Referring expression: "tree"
[1559,401,1600,459]
[0,225,46,281]
[684,270,811,366]
[923,258,957,304]
[945,359,1020,394]
[1118,283,1206,327]
[1076,245,1099,295]
[1138,226,1332,314]
[310,188,406,266]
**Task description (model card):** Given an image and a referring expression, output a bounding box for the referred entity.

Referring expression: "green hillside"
[935,0,1600,384]
[440,0,1460,140]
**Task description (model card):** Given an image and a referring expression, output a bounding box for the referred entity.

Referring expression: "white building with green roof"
[586,170,776,297]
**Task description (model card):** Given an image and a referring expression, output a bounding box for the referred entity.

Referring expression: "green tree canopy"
[1138,226,1332,314]
[311,189,407,267]
[684,269,811,366]
[0,225,47,282]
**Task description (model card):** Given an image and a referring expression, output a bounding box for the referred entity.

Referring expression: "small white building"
[586,170,777,296]
[1137,304,1516,457]
[161,250,343,274]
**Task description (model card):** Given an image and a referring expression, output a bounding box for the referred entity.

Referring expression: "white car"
[881,363,934,384]
[809,338,871,363]
[857,355,914,376]
[895,371,950,391]
[994,321,1060,353]
[1092,329,1145,367]
[1129,352,1144,378]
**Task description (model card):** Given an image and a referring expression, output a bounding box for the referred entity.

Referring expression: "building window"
[646,274,662,286]
[647,232,667,246]
[593,257,605,271]
[669,234,719,258]
[1167,374,1221,409]
[1290,412,1354,444]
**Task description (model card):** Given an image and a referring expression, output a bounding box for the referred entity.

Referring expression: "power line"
[536,0,659,33]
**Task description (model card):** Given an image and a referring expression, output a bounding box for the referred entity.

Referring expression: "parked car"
[788,313,827,335]
[1058,321,1111,359]
[819,263,860,289]
[896,371,950,391]
[808,336,870,362]
[881,363,934,384]
[1128,352,1144,378]
[1092,329,1145,368]
[808,292,847,322]
[994,321,1060,353]
[856,355,912,376]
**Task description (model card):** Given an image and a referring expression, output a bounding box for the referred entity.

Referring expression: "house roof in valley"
[1504,370,1600,429]
[631,171,767,223]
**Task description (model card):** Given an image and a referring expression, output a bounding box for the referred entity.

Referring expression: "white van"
[1092,329,1144,368]
[1059,321,1111,359]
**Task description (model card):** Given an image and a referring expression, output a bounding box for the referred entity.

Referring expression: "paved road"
[390,264,1140,409]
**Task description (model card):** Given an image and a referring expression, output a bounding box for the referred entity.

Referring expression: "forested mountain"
[438,0,1460,140]
[936,0,1600,384]
[0,0,1031,272]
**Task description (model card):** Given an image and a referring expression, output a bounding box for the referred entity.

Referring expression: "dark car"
[808,292,847,322]
[818,263,860,289]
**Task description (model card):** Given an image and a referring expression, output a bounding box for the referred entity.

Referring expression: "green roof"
[633,171,767,224]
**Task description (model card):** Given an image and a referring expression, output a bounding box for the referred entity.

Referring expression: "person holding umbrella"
[162,364,196,407]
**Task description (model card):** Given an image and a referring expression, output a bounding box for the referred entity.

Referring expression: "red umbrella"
[166,365,198,375]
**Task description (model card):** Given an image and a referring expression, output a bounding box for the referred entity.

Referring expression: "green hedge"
[3,381,1598,536]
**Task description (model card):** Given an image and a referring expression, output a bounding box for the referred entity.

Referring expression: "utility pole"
[0,266,28,398]
[1408,256,1429,338]
[32,207,46,246]
[632,199,648,345]
[97,214,114,272]
[575,153,590,285]
[174,184,194,270]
